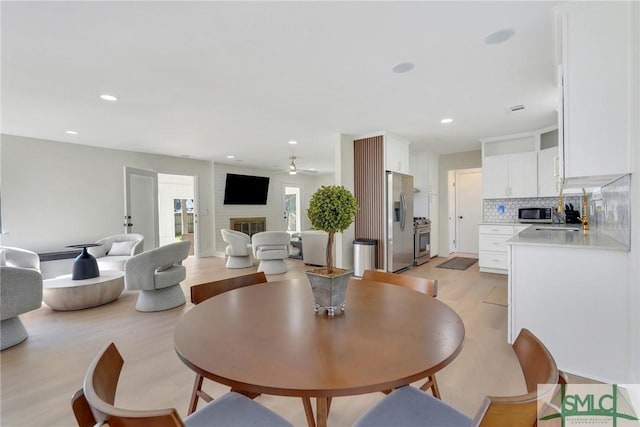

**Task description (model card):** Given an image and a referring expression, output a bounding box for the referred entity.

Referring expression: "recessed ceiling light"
[440,118,453,124]
[99,94,118,102]
[288,170,297,175]
[288,140,297,145]
[226,155,235,159]
[484,29,515,45]
[65,130,79,135]
[391,62,415,74]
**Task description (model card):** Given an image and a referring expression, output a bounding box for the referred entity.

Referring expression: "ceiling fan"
[283,156,318,175]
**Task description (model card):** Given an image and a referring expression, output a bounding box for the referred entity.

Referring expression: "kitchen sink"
[534,226,580,232]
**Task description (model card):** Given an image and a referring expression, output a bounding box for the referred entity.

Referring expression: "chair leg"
[419,375,441,399]
[188,374,205,415]
[188,374,215,415]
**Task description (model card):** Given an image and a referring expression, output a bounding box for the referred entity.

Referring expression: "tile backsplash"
[592,174,631,248]
[483,196,581,223]
[483,173,631,249]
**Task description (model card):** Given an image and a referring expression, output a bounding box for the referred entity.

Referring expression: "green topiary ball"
[307,185,358,233]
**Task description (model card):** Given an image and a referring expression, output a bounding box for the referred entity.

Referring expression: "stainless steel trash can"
[353,239,377,277]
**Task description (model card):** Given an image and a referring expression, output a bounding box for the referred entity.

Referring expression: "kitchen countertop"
[507,224,629,251]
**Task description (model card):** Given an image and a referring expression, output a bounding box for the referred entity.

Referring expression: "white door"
[283,185,302,233]
[124,167,159,249]
[456,169,482,254]
[447,170,456,254]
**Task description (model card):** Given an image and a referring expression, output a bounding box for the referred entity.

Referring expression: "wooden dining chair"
[71,342,292,427]
[361,269,440,398]
[353,328,560,427]
[361,269,438,297]
[187,271,268,414]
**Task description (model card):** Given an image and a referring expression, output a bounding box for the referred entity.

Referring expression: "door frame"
[448,168,482,254]
[158,173,199,257]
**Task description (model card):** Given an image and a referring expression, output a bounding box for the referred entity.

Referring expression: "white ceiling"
[1,1,561,174]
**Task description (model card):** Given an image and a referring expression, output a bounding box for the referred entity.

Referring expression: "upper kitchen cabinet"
[538,128,561,197]
[481,126,559,199]
[555,1,637,179]
[480,132,539,199]
[385,133,410,174]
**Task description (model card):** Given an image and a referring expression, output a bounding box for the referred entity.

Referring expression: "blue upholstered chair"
[353,328,560,427]
[71,342,293,427]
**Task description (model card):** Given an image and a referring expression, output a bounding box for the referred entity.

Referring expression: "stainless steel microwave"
[518,207,552,223]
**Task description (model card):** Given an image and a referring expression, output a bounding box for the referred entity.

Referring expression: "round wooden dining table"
[174,278,465,427]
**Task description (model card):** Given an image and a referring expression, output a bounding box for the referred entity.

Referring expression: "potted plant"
[305,185,359,315]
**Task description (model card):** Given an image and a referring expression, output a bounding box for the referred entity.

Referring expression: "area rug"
[436,257,477,271]
[483,286,508,307]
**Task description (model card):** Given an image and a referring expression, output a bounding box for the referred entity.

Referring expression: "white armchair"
[221,229,252,268]
[87,234,144,271]
[251,232,290,275]
[0,247,43,350]
[124,240,190,312]
[301,231,334,267]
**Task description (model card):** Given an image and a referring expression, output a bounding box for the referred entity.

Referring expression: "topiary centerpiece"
[305,185,358,316]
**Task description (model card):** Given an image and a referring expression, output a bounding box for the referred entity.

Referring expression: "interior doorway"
[283,184,302,233]
[448,168,482,254]
[158,174,197,256]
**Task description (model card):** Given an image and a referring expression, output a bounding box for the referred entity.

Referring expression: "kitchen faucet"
[581,188,589,231]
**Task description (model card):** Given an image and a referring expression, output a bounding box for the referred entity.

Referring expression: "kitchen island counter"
[507,225,628,251]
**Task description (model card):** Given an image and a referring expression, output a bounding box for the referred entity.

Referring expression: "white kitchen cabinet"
[556,1,634,179]
[537,147,559,197]
[482,152,537,199]
[385,133,410,174]
[509,242,629,382]
[429,193,439,257]
[478,224,524,274]
[409,151,439,257]
[428,153,439,194]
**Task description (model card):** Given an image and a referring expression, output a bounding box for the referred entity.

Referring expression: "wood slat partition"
[354,136,386,269]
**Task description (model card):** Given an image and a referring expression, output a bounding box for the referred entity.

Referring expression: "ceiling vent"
[508,104,526,113]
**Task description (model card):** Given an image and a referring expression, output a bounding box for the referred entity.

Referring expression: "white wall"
[629,0,640,383]
[0,134,215,255]
[333,134,356,270]
[213,163,332,255]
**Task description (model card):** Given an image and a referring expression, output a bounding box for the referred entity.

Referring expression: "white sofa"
[221,229,252,268]
[0,247,43,350]
[124,240,190,312]
[251,232,289,275]
[301,231,334,267]
[87,234,144,271]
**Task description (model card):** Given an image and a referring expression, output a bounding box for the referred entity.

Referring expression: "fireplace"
[230,217,266,238]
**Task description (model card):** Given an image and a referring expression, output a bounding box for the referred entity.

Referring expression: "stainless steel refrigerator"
[386,171,414,272]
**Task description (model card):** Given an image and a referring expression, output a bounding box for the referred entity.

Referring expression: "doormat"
[436,257,477,271]
[483,286,508,307]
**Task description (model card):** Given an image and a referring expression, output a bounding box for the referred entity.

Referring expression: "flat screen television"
[223,173,270,205]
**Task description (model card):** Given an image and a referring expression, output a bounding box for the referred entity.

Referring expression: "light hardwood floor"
[1,255,525,426]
